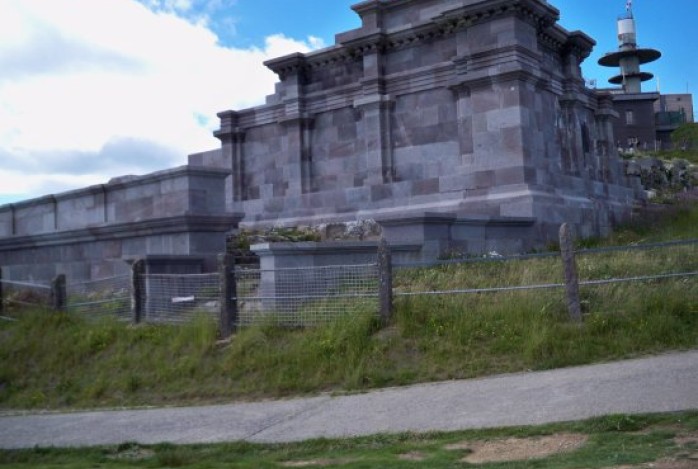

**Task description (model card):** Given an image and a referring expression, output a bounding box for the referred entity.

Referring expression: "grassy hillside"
[0,204,697,410]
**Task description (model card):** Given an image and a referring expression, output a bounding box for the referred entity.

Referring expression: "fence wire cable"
[394,250,560,269]
[579,271,698,286]
[394,238,698,270]
[67,274,132,320]
[577,238,698,255]
[0,278,51,309]
[394,270,698,297]
[0,279,51,290]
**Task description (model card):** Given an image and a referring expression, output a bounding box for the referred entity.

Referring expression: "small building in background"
[598,5,694,152]
[655,94,694,147]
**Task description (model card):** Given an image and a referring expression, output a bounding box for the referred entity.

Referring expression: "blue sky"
[0,0,696,206]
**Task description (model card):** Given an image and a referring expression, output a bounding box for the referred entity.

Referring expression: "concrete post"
[559,223,582,322]
[131,260,145,324]
[377,238,393,326]
[50,274,66,312]
[218,253,238,338]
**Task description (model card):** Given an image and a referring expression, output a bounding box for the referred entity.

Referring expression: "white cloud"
[0,0,323,202]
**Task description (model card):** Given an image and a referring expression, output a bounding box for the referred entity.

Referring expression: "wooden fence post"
[218,253,237,339]
[377,238,393,326]
[0,267,4,315]
[131,259,145,324]
[559,223,582,322]
[50,274,67,312]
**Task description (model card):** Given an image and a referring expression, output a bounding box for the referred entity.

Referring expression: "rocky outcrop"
[626,157,697,193]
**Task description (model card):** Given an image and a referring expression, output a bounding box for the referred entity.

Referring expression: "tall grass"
[0,204,696,410]
[1,269,695,410]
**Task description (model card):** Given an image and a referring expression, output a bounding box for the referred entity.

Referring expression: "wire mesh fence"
[141,273,220,324]
[575,240,698,285]
[235,263,380,327]
[66,275,132,321]
[573,240,698,315]
[2,238,695,327]
[392,239,698,320]
[0,278,52,314]
[394,253,565,297]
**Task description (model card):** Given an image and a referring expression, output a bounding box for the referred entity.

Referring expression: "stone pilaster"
[214,111,246,202]
[451,56,474,165]
[267,53,313,196]
[354,31,394,185]
[279,116,314,194]
[354,94,394,185]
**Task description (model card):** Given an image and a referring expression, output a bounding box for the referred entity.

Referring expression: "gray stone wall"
[0,166,240,282]
[0,0,650,279]
[207,0,644,246]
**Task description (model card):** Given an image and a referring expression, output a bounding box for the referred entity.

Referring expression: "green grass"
[1,411,697,468]
[648,148,698,164]
[0,204,697,410]
[579,202,698,247]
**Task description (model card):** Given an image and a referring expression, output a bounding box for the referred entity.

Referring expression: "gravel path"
[1,350,697,449]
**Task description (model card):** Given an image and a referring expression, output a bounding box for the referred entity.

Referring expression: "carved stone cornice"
[264,53,309,81]
[214,111,245,141]
[270,0,564,77]
[563,31,596,60]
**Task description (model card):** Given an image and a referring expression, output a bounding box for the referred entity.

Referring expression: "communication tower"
[598,2,661,93]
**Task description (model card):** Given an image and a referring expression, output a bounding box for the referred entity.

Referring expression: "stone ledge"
[0,165,232,211]
[251,241,420,256]
[0,214,243,251]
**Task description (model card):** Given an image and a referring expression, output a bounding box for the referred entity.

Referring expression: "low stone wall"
[0,166,240,282]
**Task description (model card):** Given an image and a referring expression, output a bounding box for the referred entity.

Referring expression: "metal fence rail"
[141,273,220,324]
[235,263,379,327]
[67,274,131,320]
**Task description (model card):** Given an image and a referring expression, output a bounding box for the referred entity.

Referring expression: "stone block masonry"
[0,0,648,280]
[206,0,644,249]
[0,166,241,282]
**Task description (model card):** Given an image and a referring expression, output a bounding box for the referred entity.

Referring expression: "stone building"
[198,0,643,248]
[0,0,646,281]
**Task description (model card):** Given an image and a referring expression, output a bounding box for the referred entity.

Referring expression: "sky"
[1,0,696,205]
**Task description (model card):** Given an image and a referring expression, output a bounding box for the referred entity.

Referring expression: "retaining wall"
[0,166,241,282]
